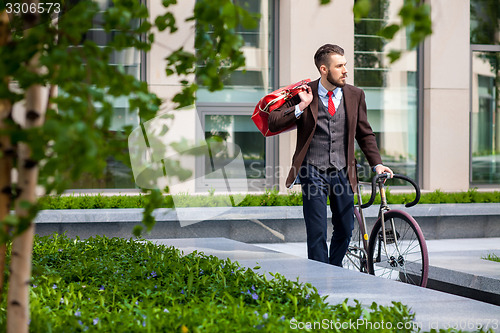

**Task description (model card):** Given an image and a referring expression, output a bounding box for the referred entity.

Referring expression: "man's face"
[323,54,348,88]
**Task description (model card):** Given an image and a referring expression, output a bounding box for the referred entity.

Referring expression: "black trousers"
[299,164,354,266]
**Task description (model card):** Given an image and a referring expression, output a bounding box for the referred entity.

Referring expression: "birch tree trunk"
[6,67,46,333]
[0,99,12,301]
[0,10,13,299]
[0,103,12,298]
[7,3,46,331]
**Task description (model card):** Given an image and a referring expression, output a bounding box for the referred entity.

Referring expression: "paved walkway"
[254,237,500,270]
[153,237,500,332]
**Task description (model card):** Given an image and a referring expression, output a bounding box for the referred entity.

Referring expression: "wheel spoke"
[343,210,368,273]
[368,211,428,287]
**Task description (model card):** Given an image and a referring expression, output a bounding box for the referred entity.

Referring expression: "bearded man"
[268,44,393,266]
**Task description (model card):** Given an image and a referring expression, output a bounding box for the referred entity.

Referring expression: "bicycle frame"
[376,181,403,264]
[352,185,369,271]
[356,177,403,269]
[355,185,369,247]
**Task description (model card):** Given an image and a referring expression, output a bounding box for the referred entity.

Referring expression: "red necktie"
[327,91,336,116]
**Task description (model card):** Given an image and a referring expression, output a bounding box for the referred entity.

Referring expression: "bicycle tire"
[367,210,429,287]
[343,208,368,272]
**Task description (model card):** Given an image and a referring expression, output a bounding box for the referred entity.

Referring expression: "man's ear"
[319,64,327,75]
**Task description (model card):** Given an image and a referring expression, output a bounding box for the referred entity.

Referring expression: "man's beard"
[326,69,346,88]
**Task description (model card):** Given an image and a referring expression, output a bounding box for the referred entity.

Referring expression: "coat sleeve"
[268,94,301,133]
[355,90,383,167]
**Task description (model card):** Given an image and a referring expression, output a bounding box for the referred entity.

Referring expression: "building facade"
[78,0,499,194]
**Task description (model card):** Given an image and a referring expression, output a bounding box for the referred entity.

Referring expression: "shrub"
[36,188,500,210]
[0,235,429,332]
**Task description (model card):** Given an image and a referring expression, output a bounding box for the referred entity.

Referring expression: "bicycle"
[343,173,429,287]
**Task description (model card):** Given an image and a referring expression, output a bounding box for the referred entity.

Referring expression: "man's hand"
[297,85,313,111]
[375,164,394,178]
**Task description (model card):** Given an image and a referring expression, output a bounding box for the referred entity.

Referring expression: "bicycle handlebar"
[360,173,421,209]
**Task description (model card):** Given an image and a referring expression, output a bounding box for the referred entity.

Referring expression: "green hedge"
[37,188,500,210]
[0,235,434,332]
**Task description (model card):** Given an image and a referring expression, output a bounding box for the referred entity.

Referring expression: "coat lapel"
[310,79,320,123]
[342,84,356,133]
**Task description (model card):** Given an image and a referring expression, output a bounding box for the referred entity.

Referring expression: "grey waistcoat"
[304,96,347,171]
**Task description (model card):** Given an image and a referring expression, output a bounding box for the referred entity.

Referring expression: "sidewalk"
[253,237,500,262]
[153,237,500,332]
[255,238,500,305]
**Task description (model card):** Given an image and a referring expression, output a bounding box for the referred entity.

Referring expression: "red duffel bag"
[251,79,311,137]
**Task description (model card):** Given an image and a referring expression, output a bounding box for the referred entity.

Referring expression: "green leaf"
[353,0,372,22]
[377,24,400,40]
[132,225,143,237]
[221,2,238,29]
[387,50,402,63]
[2,215,18,227]
[155,12,177,33]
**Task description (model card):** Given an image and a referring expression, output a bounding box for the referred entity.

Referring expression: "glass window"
[470,0,499,185]
[69,0,142,190]
[354,0,418,183]
[470,0,500,45]
[204,114,265,180]
[196,0,276,192]
[196,0,275,104]
[196,106,271,192]
[470,51,500,184]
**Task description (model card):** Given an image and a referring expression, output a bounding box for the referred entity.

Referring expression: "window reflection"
[197,0,275,191]
[196,0,274,103]
[69,0,141,190]
[471,52,500,184]
[470,0,499,45]
[204,115,265,180]
[354,0,418,183]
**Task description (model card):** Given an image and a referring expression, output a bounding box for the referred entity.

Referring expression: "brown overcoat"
[268,78,382,193]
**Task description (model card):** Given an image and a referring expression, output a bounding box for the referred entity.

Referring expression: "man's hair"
[314,44,344,71]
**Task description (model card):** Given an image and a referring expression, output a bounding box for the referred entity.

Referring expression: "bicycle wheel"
[343,208,368,272]
[367,210,428,287]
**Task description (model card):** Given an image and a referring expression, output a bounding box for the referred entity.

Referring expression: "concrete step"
[255,238,500,306]
[34,204,500,242]
[425,238,500,306]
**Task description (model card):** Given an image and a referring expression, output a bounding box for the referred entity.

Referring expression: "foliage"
[0,0,257,239]
[353,0,432,63]
[184,0,259,102]
[380,0,432,62]
[0,234,438,332]
[36,188,500,210]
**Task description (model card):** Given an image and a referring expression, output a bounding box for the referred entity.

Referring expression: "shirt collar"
[318,79,342,98]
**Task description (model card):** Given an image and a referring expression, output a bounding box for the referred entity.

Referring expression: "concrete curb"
[427,265,500,305]
[34,203,500,221]
[34,203,500,241]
